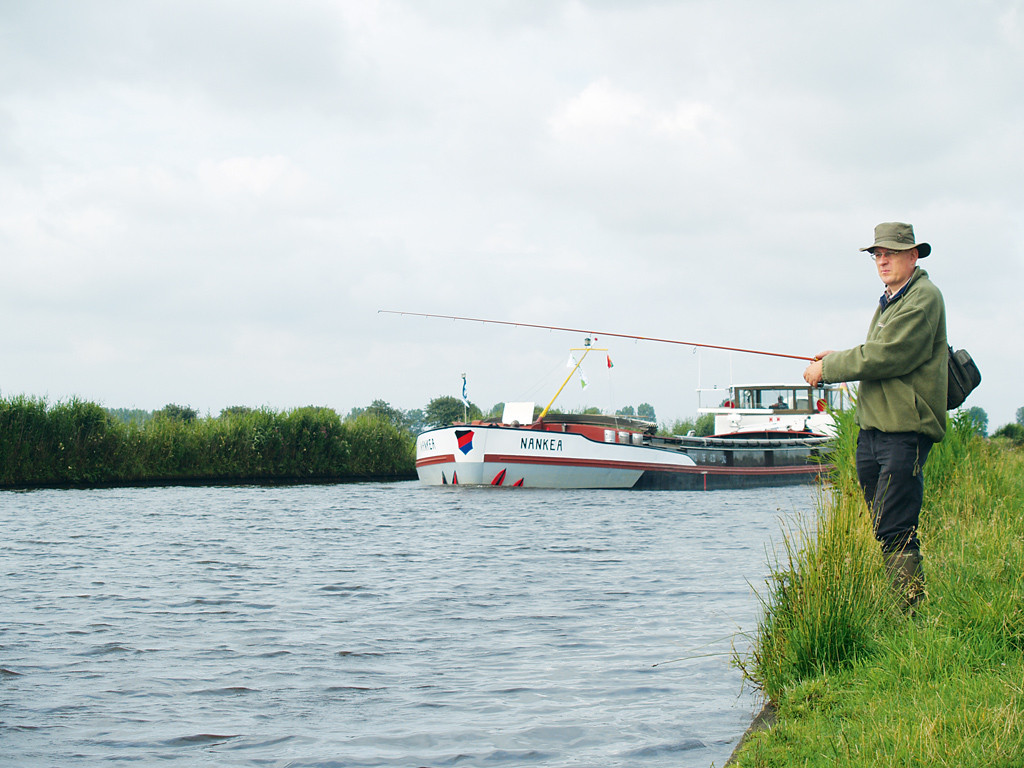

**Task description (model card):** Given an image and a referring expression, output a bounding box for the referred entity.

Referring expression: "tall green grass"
[736,411,893,698]
[0,395,415,487]
[733,410,1024,766]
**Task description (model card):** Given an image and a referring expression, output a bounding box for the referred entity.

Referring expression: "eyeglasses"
[869,248,906,260]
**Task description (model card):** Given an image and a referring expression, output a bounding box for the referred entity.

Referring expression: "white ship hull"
[416,424,697,489]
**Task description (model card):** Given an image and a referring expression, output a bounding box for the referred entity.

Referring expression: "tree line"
[956,404,1024,446]
[990,405,1024,445]
[408,395,717,436]
[0,395,414,488]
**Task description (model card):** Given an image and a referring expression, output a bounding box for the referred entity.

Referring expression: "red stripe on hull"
[482,453,688,473]
[416,454,456,468]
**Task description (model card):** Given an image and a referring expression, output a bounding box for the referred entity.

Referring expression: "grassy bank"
[0,395,416,488]
[732,410,1024,766]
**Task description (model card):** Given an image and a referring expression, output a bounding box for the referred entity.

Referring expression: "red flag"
[606,355,614,368]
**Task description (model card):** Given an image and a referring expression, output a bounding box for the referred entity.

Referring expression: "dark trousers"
[856,429,933,553]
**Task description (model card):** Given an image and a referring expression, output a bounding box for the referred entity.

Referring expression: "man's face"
[871,247,918,290]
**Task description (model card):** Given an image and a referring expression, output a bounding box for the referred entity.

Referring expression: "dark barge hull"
[633,463,829,491]
[632,431,833,490]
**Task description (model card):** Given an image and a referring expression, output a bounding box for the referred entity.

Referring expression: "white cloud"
[549,78,725,148]
[653,101,721,139]
[549,79,647,140]
[197,155,311,204]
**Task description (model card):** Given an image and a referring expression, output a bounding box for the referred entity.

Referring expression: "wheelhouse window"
[734,387,816,413]
[729,385,849,414]
[817,385,850,412]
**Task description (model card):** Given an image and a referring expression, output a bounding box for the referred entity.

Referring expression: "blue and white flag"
[461,374,468,405]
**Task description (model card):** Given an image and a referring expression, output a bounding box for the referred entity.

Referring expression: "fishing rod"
[378,310,816,362]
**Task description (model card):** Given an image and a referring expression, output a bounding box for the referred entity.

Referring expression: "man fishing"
[802,222,947,609]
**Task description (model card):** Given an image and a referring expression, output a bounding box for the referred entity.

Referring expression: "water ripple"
[1,482,814,767]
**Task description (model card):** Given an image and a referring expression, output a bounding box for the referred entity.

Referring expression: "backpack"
[947,346,981,410]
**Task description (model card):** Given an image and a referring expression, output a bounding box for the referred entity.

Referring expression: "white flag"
[579,366,589,389]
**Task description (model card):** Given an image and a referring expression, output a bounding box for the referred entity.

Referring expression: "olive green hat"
[860,222,930,258]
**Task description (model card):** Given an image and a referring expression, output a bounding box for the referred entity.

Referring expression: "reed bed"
[734,410,1024,766]
[0,395,415,487]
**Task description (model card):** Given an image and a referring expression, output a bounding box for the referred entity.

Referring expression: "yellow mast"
[538,339,608,419]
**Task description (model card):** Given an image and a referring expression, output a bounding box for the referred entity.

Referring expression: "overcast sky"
[2,1,1021,429]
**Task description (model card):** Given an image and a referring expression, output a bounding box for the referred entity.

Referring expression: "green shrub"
[0,395,415,487]
[993,422,1024,446]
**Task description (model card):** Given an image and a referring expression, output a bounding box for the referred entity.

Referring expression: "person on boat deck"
[802,222,947,609]
[771,396,788,410]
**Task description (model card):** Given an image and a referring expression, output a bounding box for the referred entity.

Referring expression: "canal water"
[1,482,816,767]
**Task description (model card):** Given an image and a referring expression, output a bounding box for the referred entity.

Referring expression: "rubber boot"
[883,550,925,612]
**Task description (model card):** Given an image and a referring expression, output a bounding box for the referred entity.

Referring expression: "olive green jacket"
[822,268,947,442]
